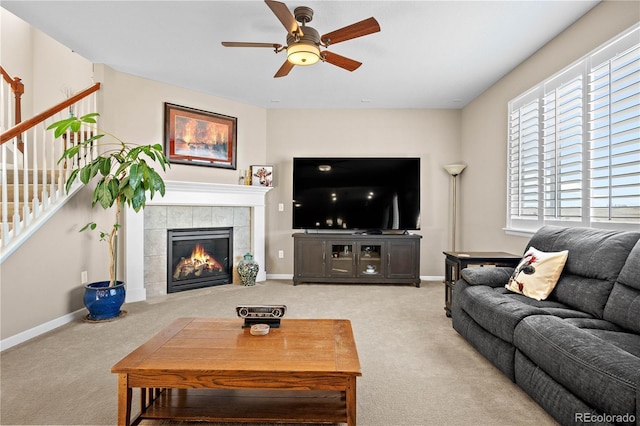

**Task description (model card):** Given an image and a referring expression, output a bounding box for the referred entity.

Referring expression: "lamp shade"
[444,163,467,176]
[287,43,320,66]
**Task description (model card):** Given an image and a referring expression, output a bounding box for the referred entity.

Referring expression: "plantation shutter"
[543,66,584,223]
[588,39,640,224]
[508,95,540,228]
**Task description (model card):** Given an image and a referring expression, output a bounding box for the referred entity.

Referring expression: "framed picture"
[164,103,237,169]
[250,165,274,187]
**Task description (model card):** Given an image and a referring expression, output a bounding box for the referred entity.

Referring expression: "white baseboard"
[266,274,294,280]
[1,308,86,352]
[265,274,444,282]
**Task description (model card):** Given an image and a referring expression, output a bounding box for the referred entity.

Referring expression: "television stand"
[292,233,421,287]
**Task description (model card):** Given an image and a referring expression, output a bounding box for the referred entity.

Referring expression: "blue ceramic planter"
[83,281,126,321]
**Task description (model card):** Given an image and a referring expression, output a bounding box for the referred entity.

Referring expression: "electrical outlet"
[278,250,284,259]
[81,270,88,284]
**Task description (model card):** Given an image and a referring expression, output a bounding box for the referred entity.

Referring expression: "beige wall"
[0,186,107,338]
[1,9,34,118]
[460,0,640,256]
[94,64,267,185]
[265,109,461,277]
[0,9,93,118]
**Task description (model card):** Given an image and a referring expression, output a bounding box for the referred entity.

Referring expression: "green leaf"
[118,176,129,190]
[95,180,115,209]
[65,169,80,194]
[148,168,166,197]
[114,161,132,179]
[131,185,146,211]
[80,165,94,184]
[83,134,105,144]
[121,183,135,202]
[79,113,99,123]
[129,164,142,190]
[99,156,112,176]
[58,145,80,163]
[47,117,78,138]
[79,222,97,232]
[107,178,120,202]
[129,146,143,161]
[113,153,126,164]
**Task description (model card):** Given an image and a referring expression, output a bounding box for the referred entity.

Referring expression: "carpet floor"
[0,280,558,425]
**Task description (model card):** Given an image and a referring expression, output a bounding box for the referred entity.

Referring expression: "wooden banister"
[1,82,101,145]
[1,65,25,141]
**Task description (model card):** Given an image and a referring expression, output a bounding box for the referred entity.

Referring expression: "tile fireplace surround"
[125,181,272,302]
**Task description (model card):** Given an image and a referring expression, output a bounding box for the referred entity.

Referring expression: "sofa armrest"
[460,266,515,287]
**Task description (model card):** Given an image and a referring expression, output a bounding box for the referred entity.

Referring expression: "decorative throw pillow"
[505,246,568,301]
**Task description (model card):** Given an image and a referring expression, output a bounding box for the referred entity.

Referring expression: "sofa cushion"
[514,315,640,418]
[460,266,514,287]
[527,226,640,318]
[457,285,591,343]
[506,246,568,300]
[604,241,640,334]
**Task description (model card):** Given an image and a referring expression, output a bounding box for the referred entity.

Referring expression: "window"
[507,24,640,233]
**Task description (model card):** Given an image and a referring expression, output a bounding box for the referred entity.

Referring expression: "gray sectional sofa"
[452,226,640,426]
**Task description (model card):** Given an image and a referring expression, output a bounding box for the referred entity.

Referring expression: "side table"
[443,251,521,317]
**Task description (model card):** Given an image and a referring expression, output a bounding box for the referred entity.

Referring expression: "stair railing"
[1,66,25,151]
[0,81,101,259]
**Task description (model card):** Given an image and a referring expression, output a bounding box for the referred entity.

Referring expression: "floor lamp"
[444,164,467,252]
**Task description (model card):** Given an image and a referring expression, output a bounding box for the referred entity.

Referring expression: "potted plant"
[48,113,170,321]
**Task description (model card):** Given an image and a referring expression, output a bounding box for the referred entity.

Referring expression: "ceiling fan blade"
[265,0,303,37]
[222,42,282,49]
[322,51,362,72]
[274,60,295,78]
[321,17,380,46]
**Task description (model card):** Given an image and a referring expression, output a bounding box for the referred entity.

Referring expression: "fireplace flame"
[191,243,208,263]
[173,243,223,280]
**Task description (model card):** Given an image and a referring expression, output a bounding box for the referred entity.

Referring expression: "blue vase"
[83,281,126,320]
[238,253,259,286]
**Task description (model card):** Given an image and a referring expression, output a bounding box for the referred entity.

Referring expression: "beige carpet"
[0,280,558,426]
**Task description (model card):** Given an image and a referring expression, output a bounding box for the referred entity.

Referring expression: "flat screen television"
[292,157,420,231]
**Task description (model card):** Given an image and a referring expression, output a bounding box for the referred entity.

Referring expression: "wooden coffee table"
[111,318,361,425]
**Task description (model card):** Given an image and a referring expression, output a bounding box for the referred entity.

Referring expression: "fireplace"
[167,227,233,293]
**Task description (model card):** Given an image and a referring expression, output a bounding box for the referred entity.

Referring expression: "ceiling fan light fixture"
[287,42,320,66]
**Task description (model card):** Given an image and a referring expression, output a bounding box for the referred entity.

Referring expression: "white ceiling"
[3,0,600,109]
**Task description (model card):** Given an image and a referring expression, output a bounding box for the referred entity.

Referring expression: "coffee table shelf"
[140,389,346,423]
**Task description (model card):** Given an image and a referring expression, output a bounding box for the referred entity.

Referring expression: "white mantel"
[124,181,272,302]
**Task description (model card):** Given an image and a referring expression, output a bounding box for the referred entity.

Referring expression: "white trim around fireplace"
[125,181,272,302]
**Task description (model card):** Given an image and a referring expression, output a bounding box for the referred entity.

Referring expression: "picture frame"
[250,165,274,187]
[164,103,237,169]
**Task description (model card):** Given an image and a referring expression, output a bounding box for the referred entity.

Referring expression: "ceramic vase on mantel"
[238,253,259,286]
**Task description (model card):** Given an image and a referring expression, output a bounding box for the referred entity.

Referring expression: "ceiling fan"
[221,0,381,78]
